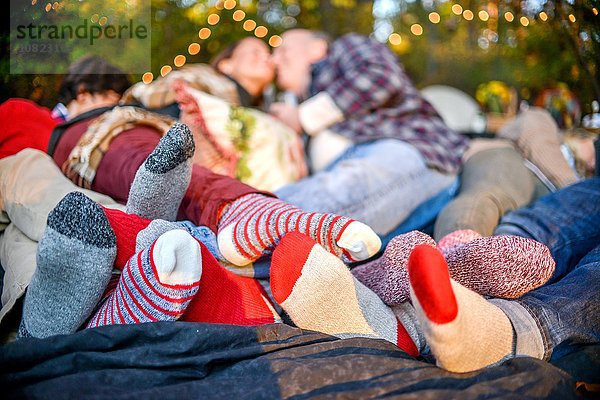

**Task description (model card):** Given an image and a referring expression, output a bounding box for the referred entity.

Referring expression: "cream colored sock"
[408,244,515,373]
[271,232,419,357]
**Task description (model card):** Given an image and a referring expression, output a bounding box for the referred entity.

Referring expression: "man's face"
[272,31,319,97]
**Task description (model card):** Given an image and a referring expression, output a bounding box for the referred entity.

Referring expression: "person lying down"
[16,123,600,375]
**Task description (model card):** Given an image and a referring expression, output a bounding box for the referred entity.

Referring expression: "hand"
[270,102,302,134]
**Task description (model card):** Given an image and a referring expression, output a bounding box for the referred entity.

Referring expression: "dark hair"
[209,39,245,72]
[58,55,131,105]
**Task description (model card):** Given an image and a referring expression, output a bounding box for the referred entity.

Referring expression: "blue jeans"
[276,139,456,236]
[493,177,600,360]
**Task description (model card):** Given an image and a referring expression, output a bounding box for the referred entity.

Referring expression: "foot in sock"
[352,231,436,306]
[87,229,201,327]
[217,193,382,266]
[270,232,419,357]
[444,234,555,299]
[126,122,195,221]
[353,230,555,304]
[408,244,515,373]
[18,192,116,338]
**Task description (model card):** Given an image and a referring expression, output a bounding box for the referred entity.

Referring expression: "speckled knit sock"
[444,234,555,299]
[408,244,514,373]
[126,122,195,221]
[18,192,116,338]
[217,193,381,266]
[271,232,419,357]
[353,230,555,304]
[437,229,483,256]
[352,231,436,306]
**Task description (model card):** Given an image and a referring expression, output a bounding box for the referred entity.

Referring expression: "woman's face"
[223,37,275,90]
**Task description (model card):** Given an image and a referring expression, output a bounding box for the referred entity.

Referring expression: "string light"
[45,3,51,12]
[207,14,220,25]
[520,16,529,26]
[174,55,186,67]
[463,10,474,21]
[388,33,402,45]
[504,12,514,22]
[223,0,236,10]
[188,43,201,55]
[593,8,598,16]
[269,35,282,47]
[254,25,268,38]
[91,14,99,23]
[452,4,463,15]
[410,24,423,36]
[160,65,172,77]
[478,10,489,21]
[99,16,108,26]
[428,12,440,24]
[198,28,211,39]
[233,10,245,21]
[568,14,576,23]
[243,19,257,31]
[142,72,154,84]
[31,0,37,5]
[539,12,548,21]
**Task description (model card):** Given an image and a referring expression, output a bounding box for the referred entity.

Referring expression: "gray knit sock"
[126,122,195,221]
[136,219,185,252]
[18,192,116,339]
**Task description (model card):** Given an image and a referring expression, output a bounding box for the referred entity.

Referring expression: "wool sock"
[87,229,202,327]
[126,122,195,221]
[217,193,381,266]
[100,209,280,326]
[352,231,436,306]
[18,192,116,338]
[181,242,281,325]
[408,244,514,373]
[102,207,151,269]
[437,229,482,255]
[444,234,555,299]
[270,232,419,357]
[353,230,555,304]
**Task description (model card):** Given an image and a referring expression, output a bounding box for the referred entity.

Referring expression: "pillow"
[176,81,307,192]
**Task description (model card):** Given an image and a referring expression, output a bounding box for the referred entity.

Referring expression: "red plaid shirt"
[310,33,469,173]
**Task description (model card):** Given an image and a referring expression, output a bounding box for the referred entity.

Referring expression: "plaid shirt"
[310,33,469,173]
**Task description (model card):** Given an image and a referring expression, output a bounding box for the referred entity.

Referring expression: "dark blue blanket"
[0,322,594,399]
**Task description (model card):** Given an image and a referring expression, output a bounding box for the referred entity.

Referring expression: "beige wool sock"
[271,232,419,357]
[408,244,515,373]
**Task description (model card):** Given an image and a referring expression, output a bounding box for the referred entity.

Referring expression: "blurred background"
[1,0,598,128]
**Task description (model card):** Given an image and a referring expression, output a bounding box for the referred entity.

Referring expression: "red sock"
[181,243,280,325]
[102,207,151,269]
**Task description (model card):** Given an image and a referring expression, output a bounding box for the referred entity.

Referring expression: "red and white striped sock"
[217,194,381,266]
[270,232,419,357]
[98,209,280,326]
[87,230,201,327]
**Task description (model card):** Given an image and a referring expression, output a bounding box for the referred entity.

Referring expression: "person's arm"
[298,34,409,135]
